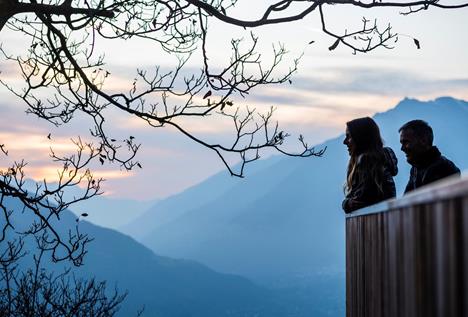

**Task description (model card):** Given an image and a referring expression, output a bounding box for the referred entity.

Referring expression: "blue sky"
[0,2,467,200]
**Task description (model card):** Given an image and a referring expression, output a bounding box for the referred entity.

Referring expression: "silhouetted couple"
[342,118,460,213]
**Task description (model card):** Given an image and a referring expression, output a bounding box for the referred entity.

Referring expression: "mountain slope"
[122,155,286,240]
[1,197,307,317]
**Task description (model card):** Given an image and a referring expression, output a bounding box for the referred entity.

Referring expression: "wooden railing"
[346,175,468,317]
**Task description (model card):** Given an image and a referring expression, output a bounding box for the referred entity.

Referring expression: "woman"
[342,117,398,213]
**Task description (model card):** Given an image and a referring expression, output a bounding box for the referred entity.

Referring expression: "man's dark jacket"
[404,146,460,194]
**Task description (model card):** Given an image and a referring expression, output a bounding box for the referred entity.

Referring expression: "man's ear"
[421,135,432,149]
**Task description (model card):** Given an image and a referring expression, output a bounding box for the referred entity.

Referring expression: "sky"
[0,1,467,201]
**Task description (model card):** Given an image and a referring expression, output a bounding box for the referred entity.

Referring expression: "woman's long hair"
[345,117,386,194]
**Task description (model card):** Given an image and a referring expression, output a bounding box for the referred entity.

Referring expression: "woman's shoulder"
[356,149,397,175]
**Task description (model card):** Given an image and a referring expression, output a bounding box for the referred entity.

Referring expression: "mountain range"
[122,97,468,286]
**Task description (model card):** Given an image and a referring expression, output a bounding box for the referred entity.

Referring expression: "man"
[399,120,460,193]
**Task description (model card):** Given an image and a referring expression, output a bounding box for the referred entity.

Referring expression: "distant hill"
[2,197,340,317]
[122,97,468,285]
[69,196,156,230]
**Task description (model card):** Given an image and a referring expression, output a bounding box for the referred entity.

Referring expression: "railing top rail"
[346,173,468,218]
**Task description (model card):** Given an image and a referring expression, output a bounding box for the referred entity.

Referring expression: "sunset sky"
[1,2,467,200]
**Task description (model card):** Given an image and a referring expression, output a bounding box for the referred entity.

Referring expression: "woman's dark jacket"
[342,147,398,213]
[404,146,460,193]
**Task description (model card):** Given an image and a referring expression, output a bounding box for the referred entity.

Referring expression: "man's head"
[399,120,433,165]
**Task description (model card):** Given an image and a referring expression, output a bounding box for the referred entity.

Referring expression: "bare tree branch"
[2,0,466,182]
[0,138,102,265]
[187,0,468,27]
